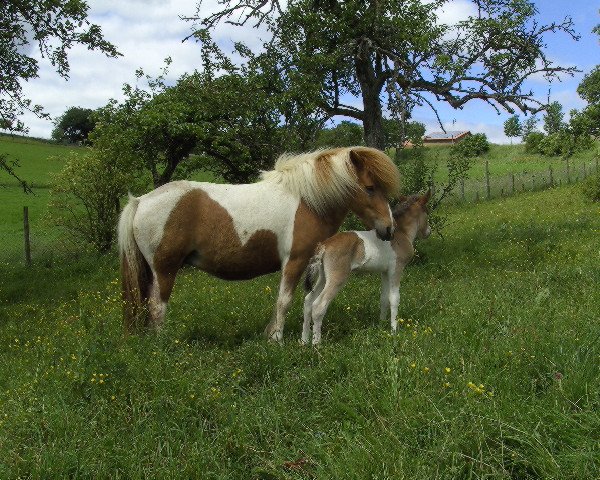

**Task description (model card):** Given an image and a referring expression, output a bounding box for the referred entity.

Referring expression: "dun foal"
[303,190,431,345]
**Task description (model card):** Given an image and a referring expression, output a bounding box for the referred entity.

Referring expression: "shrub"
[524,132,545,153]
[451,133,490,158]
[581,173,600,202]
[48,151,133,253]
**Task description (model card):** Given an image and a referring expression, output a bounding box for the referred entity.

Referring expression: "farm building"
[423,130,471,145]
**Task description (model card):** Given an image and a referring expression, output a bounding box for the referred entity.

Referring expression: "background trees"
[190,0,578,150]
[52,107,96,144]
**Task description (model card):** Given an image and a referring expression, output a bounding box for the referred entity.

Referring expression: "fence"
[6,156,600,267]
[441,157,599,204]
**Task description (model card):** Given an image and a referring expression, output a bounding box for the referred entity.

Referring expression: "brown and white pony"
[302,190,431,344]
[118,146,400,341]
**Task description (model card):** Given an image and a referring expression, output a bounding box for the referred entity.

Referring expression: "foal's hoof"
[267,331,283,343]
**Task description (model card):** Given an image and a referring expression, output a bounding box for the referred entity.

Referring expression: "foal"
[302,190,431,345]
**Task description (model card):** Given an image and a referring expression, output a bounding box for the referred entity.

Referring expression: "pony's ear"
[349,150,365,173]
[420,189,432,205]
[397,194,408,204]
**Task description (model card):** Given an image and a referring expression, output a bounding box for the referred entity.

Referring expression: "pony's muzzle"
[376,225,393,241]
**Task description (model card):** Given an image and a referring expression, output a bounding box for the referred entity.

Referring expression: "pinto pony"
[118,147,400,340]
[302,190,431,345]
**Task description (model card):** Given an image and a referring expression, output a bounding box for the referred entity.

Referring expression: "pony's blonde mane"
[261,147,400,215]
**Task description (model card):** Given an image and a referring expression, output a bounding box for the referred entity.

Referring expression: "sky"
[10,0,600,143]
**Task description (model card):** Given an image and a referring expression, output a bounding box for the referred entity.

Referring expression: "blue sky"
[9,0,599,143]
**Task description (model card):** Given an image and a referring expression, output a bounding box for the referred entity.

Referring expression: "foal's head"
[392,190,432,240]
[347,150,399,241]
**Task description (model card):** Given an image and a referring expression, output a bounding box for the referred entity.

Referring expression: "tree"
[91,54,323,187]
[521,115,539,139]
[543,101,565,135]
[52,107,96,144]
[1,0,119,188]
[314,121,364,148]
[503,115,522,144]
[189,0,578,150]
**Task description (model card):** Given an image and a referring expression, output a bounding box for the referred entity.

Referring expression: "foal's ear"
[419,189,432,205]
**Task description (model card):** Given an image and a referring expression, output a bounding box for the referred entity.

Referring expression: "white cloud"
[6,0,264,138]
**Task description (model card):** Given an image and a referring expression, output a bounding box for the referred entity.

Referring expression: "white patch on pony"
[133,181,195,269]
[200,182,300,259]
[351,230,397,272]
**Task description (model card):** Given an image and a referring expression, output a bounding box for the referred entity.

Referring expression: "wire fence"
[4,156,599,267]
[440,157,599,204]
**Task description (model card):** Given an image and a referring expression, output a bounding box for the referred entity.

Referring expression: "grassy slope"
[0,184,598,478]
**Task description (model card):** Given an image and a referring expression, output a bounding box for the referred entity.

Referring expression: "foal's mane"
[260,147,400,215]
[392,195,420,218]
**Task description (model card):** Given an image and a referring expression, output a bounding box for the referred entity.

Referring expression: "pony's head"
[347,148,399,240]
[392,189,432,239]
[261,146,400,239]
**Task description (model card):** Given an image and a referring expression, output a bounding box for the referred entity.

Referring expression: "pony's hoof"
[267,331,283,343]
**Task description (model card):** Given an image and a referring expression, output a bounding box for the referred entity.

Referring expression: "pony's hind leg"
[147,270,177,331]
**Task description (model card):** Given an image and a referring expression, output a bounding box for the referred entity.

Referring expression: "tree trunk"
[355,55,385,150]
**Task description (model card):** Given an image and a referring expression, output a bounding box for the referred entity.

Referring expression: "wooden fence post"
[24,206,31,267]
[549,166,553,187]
[566,158,570,184]
[460,177,465,202]
[511,173,515,195]
[583,162,587,179]
[485,160,491,200]
[596,157,599,174]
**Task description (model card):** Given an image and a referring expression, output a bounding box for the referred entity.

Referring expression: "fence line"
[442,157,599,205]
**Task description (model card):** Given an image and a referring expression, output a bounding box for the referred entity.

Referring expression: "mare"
[302,190,431,344]
[118,146,401,341]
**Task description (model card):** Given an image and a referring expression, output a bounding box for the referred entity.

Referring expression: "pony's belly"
[185,230,282,280]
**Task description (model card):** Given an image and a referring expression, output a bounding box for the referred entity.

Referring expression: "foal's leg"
[379,273,390,323]
[266,258,308,342]
[311,262,350,345]
[302,268,326,344]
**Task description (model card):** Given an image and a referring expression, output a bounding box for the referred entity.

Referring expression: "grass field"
[1,135,599,478]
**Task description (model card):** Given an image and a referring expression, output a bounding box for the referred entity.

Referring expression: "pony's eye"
[365,186,375,196]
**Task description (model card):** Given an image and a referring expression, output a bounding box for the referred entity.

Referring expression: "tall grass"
[0,184,598,478]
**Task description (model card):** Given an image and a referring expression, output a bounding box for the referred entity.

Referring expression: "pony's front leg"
[388,267,404,333]
[380,273,390,323]
[265,258,307,342]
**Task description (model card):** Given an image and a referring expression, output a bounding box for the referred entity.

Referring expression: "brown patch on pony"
[153,189,282,300]
[349,147,401,199]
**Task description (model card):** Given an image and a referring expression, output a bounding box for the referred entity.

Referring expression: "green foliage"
[503,115,522,141]
[524,131,545,153]
[52,107,96,144]
[543,101,565,135]
[581,173,600,201]
[91,50,323,186]
[192,0,578,149]
[313,121,364,148]
[577,66,600,105]
[521,116,539,139]
[48,151,132,253]
[450,133,490,158]
[383,119,425,151]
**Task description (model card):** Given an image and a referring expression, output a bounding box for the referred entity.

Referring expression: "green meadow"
[0,137,599,478]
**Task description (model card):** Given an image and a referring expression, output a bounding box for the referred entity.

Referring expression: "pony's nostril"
[386,226,392,237]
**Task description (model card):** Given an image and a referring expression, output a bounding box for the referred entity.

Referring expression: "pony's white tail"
[304,245,325,293]
[118,195,151,332]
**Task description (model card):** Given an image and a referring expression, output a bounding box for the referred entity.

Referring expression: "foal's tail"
[304,245,325,292]
[118,195,151,333]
